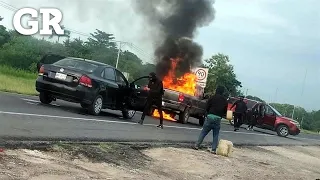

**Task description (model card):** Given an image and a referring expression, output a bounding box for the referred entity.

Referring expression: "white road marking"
[0,110,319,141]
[26,102,37,105]
[21,98,39,103]
[21,98,60,107]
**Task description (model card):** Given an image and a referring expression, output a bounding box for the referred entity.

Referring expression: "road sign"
[193,67,209,88]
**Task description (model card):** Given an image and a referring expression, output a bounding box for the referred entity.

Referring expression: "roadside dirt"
[0,143,319,180]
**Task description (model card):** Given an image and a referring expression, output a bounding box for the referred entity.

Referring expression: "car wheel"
[276,124,289,137]
[179,107,190,124]
[39,92,52,104]
[122,109,136,119]
[229,117,234,126]
[88,95,103,116]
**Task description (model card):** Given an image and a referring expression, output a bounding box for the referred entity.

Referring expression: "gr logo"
[13,7,64,35]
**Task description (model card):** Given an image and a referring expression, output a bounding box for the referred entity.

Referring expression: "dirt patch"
[0,143,319,180]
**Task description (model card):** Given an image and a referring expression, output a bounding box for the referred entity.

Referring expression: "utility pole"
[245,88,248,96]
[115,42,122,69]
[292,68,307,120]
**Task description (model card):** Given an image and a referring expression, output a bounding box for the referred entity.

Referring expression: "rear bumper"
[154,100,187,113]
[35,76,95,104]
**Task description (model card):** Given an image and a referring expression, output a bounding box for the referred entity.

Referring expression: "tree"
[49,25,71,42]
[0,16,3,21]
[204,53,242,97]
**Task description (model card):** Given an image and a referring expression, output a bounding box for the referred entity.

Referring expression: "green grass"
[0,66,38,95]
[301,129,320,135]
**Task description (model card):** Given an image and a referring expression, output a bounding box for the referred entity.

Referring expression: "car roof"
[62,56,115,68]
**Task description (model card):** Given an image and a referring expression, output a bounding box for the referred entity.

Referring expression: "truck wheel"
[179,108,190,124]
[88,95,103,116]
[122,109,136,119]
[276,124,289,137]
[229,117,234,126]
[39,92,52,104]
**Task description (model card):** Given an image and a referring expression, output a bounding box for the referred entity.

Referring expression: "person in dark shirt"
[194,85,228,154]
[230,96,248,131]
[138,72,164,129]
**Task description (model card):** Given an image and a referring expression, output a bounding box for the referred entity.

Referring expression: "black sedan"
[35,56,138,119]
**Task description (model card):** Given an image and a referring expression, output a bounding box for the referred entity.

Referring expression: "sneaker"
[246,127,250,131]
[156,124,163,129]
[193,145,200,150]
[138,120,143,125]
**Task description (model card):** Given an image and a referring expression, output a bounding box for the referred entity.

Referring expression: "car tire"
[276,124,289,137]
[229,117,234,126]
[122,109,136,119]
[88,95,103,116]
[39,92,52,104]
[179,107,190,124]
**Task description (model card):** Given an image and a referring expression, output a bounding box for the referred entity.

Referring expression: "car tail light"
[178,93,184,102]
[39,65,45,75]
[79,75,92,88]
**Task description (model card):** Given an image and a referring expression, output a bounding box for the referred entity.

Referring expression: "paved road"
[0,92,319,146]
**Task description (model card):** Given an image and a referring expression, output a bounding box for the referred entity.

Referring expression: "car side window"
[265,105,274,115]
[115,70,128,86]
[103,68,116,81]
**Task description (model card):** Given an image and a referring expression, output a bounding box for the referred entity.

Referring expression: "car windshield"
[268,104,283,116]
[53,58,99,73]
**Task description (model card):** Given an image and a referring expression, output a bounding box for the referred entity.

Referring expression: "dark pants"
[248,115,257,128]
[196,115,221,151]
[234,112,243,129]
[141,96,163,125]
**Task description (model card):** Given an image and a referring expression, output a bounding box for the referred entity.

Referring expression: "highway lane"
[0,92,320,145]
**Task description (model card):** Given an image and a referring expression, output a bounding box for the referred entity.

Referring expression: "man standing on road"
[138,72,164,129]
[194,86,228,154]
[230,96,248,131]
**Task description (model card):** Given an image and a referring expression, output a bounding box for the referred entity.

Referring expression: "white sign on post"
[193,67,209,88]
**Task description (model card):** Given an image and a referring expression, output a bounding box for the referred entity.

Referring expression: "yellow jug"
[226,110,233,120]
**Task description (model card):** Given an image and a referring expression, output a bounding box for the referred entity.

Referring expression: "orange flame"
[162,58,197,96]
[153,109,176,121]
[152,58,198,120]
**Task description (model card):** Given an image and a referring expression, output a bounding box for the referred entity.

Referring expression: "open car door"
[37,54,66,72]
[127,76,150,112]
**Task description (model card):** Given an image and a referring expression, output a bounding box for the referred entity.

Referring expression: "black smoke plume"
[133,0,215,79]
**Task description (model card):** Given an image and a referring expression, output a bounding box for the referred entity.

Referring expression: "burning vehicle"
[131,0,216,124]
[130,58,208,125]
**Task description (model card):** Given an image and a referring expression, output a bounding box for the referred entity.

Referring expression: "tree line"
[0,20,319,132]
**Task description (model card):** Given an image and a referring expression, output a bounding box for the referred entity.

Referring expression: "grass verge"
[301,129,320,135]
[0,66,38,95]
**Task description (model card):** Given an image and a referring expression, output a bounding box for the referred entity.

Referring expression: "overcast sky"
[0,0,319,111]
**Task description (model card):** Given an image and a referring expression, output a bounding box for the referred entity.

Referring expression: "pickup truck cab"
[228,97,300,137]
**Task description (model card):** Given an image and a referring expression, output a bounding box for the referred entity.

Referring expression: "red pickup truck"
[227,97,300,137]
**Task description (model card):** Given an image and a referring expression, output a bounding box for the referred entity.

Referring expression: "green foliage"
[0,26,154,82]
[204,53,242,97]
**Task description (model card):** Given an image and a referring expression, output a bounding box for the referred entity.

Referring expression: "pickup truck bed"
[154,88,207,125]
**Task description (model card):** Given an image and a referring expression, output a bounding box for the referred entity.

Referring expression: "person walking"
[194,86,228,154]
[138,72,164,129]
[230,96,247,131]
